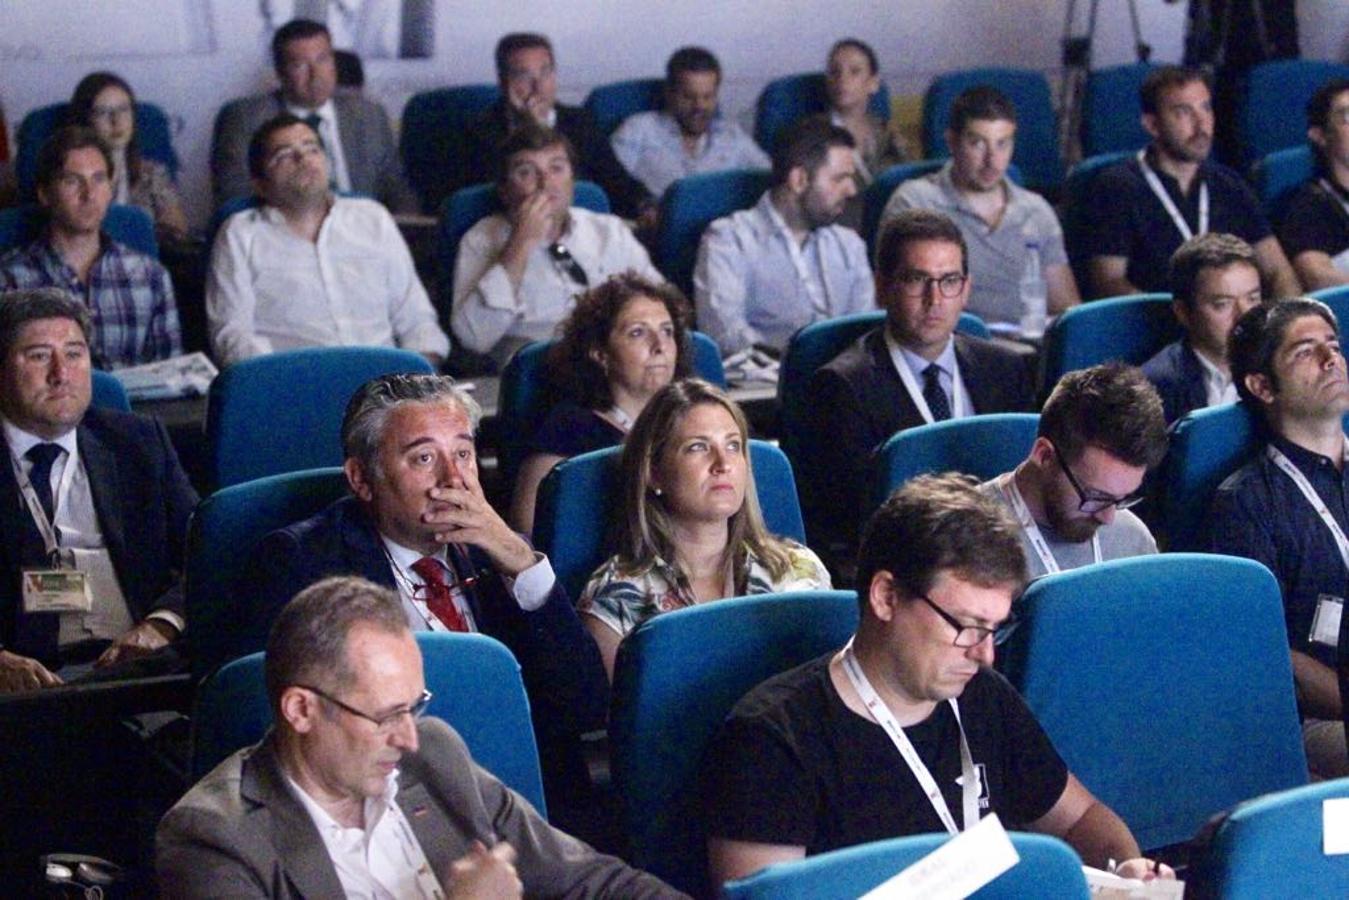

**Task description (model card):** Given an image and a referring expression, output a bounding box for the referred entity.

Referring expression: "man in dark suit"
[461,32,654,221]
[211,18,415,211]
[0,287,194,689]
[808,209,1034,549]
[243,372,606,806]
[158,576,682,898]
[1141,232,1264,424]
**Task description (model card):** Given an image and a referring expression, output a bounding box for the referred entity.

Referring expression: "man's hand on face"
[0,649,62,693]
[509,191,555,251]
[424,462,536,577]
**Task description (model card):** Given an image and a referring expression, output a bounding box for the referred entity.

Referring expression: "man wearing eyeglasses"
[158,576,683,898]
[702,474,1171,886]
[979,363,1168,579]
[207,114,449,368]
[451,123,663,369]
[809,209,1035,552]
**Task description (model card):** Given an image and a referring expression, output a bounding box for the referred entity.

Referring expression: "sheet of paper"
[1083,866,1184,899]
[1324,797,1349,855]
[859,813,1019,900]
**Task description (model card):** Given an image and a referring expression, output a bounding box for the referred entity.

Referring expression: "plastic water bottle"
[1019,241,1047,338]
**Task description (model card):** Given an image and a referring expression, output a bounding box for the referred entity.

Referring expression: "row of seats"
[188,554,1330,896]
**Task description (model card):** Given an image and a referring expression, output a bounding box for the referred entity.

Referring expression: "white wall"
[2,0,1342,227]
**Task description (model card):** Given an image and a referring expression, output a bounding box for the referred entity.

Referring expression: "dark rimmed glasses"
[918,593,1020,648]
[895,271,967,299]
[297,684,433,733]
[1049,440,1146,514]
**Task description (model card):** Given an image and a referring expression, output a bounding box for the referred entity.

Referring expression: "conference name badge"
[21,569,93,614]
[1310,594,1343,648]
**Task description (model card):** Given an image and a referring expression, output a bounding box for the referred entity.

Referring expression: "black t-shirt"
[1279,179,1349,262]
[701,653,1068,855]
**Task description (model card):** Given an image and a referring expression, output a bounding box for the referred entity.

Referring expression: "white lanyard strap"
[1267,443,1349,573]
[8,448,77,560]
[782,228,834,318]
[1137,149,1208,242]
[1318,178,1349,222]
[841,642,979,834]
[998,473,1100,573]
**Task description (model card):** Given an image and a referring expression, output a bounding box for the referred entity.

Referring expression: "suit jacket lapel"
[79,424,126,565]
[338,500,400,589]
[396,776,460,884]
[1180,342,1209,412]
[952,334,992,414]
[864,329,920,436]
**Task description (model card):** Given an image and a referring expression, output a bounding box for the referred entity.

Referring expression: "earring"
[653,487,663,496]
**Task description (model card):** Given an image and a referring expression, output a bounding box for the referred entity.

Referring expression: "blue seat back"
[753,72,890,153]
[1239,60,1349,168]
[872,413,1040,511]
[0,203,158,259]
[496,331,725,490]
[1189,778,1349,899]
[1158,402,1260,551]
[206,346,434,490]
[1062,150,1135,295]
[1040,293,1178,395]
[190,632,547,815]
[1251,145,1314,219]
[723,832,1089,899]
[656,168,772,295]
[435,180,609,306]
[533,440,804,600]
[777,310,990,467]
[399,84,501,213]
[1080,63,1155,156]
[582,77,664,137]
[185,467,351,680]
[89,370,131,412]
[924,68,1062,191]
[17,101,178,201]
[1002,554,1307,851]
[1310,284,1349,324]
[610,590,859,896]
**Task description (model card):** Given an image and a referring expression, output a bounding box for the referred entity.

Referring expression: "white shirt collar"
[1192,345,1237,407]
[285,767,399,837]
[285,97,337,121]
[2,416,78,464]
[380,534,447,580]
[888,330,958,380]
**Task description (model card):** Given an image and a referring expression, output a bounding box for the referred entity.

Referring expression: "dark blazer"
[1140,339,1208,425]
[157,719,684,899]
[807,328,1036,543]
[461,100,652,217]
[0,408,197,666]
[244,496,607,740]
[210,90,417,212]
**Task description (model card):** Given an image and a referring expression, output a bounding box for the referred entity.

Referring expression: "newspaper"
[111,352,218,402]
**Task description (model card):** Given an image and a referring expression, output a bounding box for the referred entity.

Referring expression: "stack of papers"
[722,347,780,385]
[112,352,218,402]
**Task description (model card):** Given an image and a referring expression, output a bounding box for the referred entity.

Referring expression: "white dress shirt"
[287,98,352,192]
[286,769,441,900]
[610,110,770,197]
[694,191,875,354]
[884,331,973,422]
[1194,346,1240,409]
[450,206,662,365]
[207,197,450,366]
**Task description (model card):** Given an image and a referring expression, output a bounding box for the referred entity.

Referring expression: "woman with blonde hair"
[579,378,830,678]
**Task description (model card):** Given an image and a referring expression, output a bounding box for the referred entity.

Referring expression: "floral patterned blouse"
[578,541,832,637]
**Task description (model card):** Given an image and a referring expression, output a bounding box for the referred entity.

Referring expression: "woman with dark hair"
[67,72,188,241]
[578,379,830,679]
[508,271,693,533]
[824,37,908,226]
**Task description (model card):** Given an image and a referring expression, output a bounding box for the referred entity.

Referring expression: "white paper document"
[1083,865,1184,899]
[111,352,218,401]
[1324,797,1349,855]
[859,813,1019,900]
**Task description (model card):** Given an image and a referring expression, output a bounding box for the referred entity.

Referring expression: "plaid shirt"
[0,235,181,369]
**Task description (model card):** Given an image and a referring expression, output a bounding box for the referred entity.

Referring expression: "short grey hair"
[340,373,482,477]
[0,288,93,361]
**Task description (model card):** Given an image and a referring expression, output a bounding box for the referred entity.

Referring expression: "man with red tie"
[244,373,606,807]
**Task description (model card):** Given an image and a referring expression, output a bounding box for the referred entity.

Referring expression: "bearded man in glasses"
[158,576,682,899]
[980,363,1168,578]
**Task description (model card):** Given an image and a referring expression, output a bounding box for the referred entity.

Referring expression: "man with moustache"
[880,86,1080,328]
[1206,298,1349,778]
[694,117,874,356]
[206,114,448,368]
[978,364,1168,579]
[1086,65,1299,299]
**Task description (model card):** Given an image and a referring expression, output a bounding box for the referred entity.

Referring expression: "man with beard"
[207,114,448,368]
[978,363,1168,579]
[693,116,874,356]
[879,86,1079,328]
[611,46,769,199]
[1085,65,1299,299]
[1206,298,1349,779]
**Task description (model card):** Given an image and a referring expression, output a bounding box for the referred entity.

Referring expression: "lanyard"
[1267,442,1349,573]
[841,642,979,835]
[888,339,971,425]
[1137,149,1208,242]
[998,473,1100,574]
[1318,178,1349,223]
[783,230,834,318]
[8,447,77,562]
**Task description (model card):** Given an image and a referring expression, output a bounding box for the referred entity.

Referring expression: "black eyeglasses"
[918,594,1019,648]
[1049,440,1145,514]
[296,684,433,733]
[895,271,967,299]
[547,242,589,287]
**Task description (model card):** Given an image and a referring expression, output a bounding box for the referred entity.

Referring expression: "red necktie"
[410,557,470,632]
